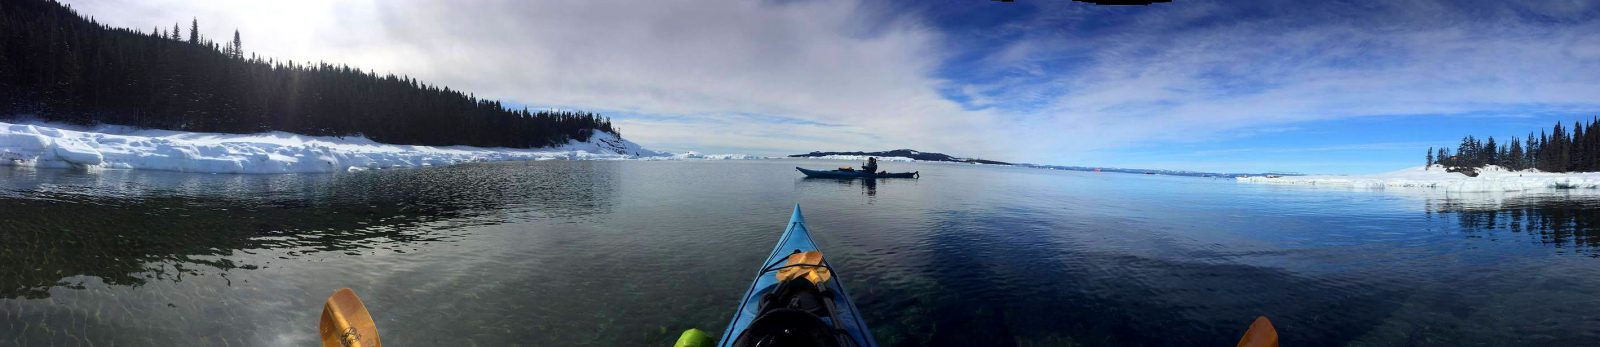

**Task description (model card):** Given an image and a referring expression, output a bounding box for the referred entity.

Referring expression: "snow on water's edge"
[1237,164,1600,192]
[0,120,757,174]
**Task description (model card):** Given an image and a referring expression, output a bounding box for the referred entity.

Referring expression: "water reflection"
[798,177,915,197]
[1429,193,1600,256]
[8,160,1600,346]
[0,162,618,299]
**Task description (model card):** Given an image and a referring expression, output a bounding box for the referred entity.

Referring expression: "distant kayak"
[797,167,918,179]
[707,206,878,347]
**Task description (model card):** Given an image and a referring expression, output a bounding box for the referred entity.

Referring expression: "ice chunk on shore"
[0,120,686,174]
[665,152,770,160]
[51,137,103,165]
[1237,165,1600,192]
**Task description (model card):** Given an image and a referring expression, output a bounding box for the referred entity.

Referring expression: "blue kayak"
[797,167,918,179]
[716,206,878,347]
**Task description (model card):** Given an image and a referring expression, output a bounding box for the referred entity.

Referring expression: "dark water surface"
[3,160,1600,346]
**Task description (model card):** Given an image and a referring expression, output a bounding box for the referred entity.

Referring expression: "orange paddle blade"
[1237,316,1279,347]
[320,288,382,347]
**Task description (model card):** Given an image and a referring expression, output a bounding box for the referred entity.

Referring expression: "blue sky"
[65,0,1600,173]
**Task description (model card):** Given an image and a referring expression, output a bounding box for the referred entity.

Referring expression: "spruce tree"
[231,29,242,59]
[1508,137,1524,171]
[1574,122,1586,171]
[1485,137,1498,166]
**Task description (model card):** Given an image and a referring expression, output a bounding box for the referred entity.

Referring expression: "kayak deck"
[718,206,877,347]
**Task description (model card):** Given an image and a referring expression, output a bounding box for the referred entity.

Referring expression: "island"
[788,149,1011,165]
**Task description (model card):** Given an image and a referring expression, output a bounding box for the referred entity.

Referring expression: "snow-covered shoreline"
[1237,165,1600,192]
[0,120,755,174]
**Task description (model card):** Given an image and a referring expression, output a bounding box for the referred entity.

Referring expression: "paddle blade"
[320,288,382,347]
[1236,316,1278,347]
[775,251,832,285]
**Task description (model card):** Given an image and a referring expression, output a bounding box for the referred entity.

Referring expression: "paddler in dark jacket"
[863,157,879,175]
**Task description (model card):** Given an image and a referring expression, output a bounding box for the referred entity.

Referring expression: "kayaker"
[863,157,879,175]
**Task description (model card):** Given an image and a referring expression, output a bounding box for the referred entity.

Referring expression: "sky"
[60,0,1600,174]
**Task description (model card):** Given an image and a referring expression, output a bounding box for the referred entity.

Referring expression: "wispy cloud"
[965,0,1600,161]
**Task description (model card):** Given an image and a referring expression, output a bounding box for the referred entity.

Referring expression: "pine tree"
[1552,123,1568,172]
[1589,117,1600,171]
[1538,131,1549,171]
[1426,147,1434,169]
[230,29,242,59]
[1526,133,1537,170]
[1478,136,1491,167]
[1508,137,1524,171]
[1574,121,1587,171]
[188,18,198,43]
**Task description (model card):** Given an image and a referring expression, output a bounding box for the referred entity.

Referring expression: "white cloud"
[64,0,1010,159]
[58,0,1600,168]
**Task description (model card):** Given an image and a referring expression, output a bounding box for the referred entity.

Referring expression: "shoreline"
[0,120,754,174]
[1237,165,1600,191]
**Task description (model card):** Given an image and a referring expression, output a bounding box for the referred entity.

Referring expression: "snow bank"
[664,152,770,160]
[0,120,680,174]
[1237,165,1600,192]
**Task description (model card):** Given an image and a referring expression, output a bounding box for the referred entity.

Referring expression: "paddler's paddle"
[320,288,382,347]
[1236,315,1279,347]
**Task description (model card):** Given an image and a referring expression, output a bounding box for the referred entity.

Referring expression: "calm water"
[3,160,1600,346]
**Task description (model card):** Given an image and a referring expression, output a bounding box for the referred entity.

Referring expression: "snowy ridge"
[0,120,700,174]
[1238,165,1600,192]
[805,155,918,162]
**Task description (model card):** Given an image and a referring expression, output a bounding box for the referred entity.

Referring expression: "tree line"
[0,0,617,148]
[1428,117,1600,173]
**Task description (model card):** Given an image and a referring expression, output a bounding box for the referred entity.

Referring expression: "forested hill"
[789,149,1011,165]
[1428,116,1600,175]
[0,0,616,148]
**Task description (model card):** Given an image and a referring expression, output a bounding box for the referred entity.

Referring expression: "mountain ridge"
[788,149,1011,165]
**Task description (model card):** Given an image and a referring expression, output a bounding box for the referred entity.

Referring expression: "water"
[3,160,1600,346]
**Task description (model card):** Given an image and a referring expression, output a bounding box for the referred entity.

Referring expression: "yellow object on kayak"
[775,250,832,285]
[320,288,382,347]
[674,328,714,347]
[1236,316,1279,347]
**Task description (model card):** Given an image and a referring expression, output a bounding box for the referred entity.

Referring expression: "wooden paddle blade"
[320,288,382,347]
[1236,316,1279,347]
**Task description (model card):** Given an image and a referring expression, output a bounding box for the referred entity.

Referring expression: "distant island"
[789,149,1011,165]
[788,149,1305,178]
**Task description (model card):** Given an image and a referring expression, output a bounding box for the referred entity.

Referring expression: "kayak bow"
[716,205,878,347]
